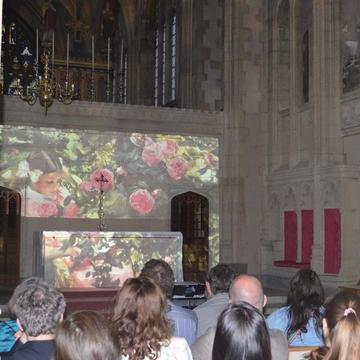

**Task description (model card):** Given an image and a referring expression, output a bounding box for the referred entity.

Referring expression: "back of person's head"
[286,269,324,338]
[112,276,171,360]
[207,264,235,295]
[323,291,360,360]
[140,258,175,298]
[229,275,265,311]
[14,278,65,336]
[212,302,271,360]
[55,310,120,360]
[8,276,48,318]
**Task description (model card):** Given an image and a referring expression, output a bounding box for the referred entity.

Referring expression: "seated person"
[55,310,120,360]
[140,259,197,345]
[1,277,66,360]
[193,264,235,337]
[191,275,288,360]
[0,277,48,354]
[267,269,324,346]
[112,276,192,360]
[309,291,360,360]
[213,302,271,360]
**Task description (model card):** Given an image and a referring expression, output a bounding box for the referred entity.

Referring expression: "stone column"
[221,0,266,272]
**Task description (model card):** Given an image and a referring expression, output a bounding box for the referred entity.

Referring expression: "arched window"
[171,192,209,281]
[154,1,178,107]
[277,0,290,111]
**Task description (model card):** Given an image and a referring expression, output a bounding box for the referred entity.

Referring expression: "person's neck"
[26,334,55,341]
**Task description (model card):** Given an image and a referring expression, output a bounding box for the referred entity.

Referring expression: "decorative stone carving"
[282,185,296,209]
[320,180,339,207]
[299,183,313,208]
[269,192,280,210]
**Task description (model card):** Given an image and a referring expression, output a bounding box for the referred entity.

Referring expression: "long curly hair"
[286,269,324,339]
[112,276,171,360]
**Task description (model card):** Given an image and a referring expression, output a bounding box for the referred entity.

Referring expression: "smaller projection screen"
[41,231,183,288]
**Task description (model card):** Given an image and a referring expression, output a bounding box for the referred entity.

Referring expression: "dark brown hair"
[212,302,271,360]
[112,276,171,360]
[55,310,120,360]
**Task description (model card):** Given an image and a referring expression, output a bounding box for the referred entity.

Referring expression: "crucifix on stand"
[96,173,108,231]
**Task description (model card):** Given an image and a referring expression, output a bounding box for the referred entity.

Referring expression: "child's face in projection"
[32,171,64,198]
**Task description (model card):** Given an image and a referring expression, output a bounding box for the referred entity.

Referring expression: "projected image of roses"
[141,141,164,167]
[167,158,190,181]
[129,189,155,215]
[89,169,114,191]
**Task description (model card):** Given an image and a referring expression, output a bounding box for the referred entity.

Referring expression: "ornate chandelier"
[15,51,75,115]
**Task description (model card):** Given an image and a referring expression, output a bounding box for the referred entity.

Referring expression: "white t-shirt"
[121,337,193,360]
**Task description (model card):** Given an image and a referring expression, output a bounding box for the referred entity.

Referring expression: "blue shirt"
[167,300,198,346]
[0,320,19,352]
[266,306,324,346]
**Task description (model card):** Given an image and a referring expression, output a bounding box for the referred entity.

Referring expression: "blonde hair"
[324,291,360,360]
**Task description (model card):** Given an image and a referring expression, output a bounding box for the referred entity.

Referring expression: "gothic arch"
[171,191,209,281]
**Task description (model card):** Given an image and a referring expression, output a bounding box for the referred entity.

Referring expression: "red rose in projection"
[167,158,190,181]
[142,141,164,167]
[37,202,59,217]
[63,203,80,218]
[89,169,114,191]
[129,189,155,215]
[161,139,178,157]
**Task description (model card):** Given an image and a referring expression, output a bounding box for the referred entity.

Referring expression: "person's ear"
[205,281,213,297]
[263,294,268,308]
[16,318,24,332]
[59,313,64,323]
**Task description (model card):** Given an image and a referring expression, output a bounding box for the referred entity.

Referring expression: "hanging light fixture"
[15,31,76,115]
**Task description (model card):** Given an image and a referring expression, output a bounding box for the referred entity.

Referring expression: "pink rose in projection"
[142,141,164,167]
[63,203,80,218]
[204,152,218,169]
[80,181,93,193]
[161,139,178,157]
[37,202,59,217]
[89,169,114,191]
[129,189,155,215]
[167,158,190,181]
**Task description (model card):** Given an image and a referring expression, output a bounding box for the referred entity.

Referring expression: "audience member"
[212,302,272,360]
[55,310,120,360]
[0,277,48,353]
[267,269,325,346]
[2,277,65,360]
[112,276,193,360]
[140,259,197,345]
[191,275,288,360]
[193,263,235,337]
[309,291,360,360]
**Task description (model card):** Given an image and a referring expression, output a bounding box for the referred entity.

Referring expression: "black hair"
[140,259,175,298]
[212,302,272,360]
[207,264,235,294]
[27,150,63,174]
[286,269,324,340]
